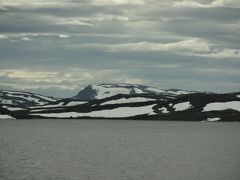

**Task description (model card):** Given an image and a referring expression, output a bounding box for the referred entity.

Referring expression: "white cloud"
[78,39,210,53]
[75,38,240,59]
[197,48,240,59]
[173,1,211,8]
[21,37,32,41]
[0,0,77,9]
[79,14,130,22]
[3,33,71,39]
[192,67,240,75]
[211,0,240,8]
[0,68,109,87]
[0,69,58,80]
[108,75,144,84]
[148,64,182,68]
[0,0,146,8]
[55,19,94,26]
[58,34,69,38]
[91,0,145,6]
[173,0,240,8]
[0,34,8,39]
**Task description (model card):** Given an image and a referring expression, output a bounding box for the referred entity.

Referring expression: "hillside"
[0,84,239,121]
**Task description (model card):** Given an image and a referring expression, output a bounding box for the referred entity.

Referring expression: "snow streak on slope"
[207,117,221,122]
[31,101,87,109]
[2,106,27,111]
[66,101,87,106]
[101,97,156,105]
[32,105,156,118]
[7,94,46,105]
[32,102,65,108]
[203,101,240,112]
[0,114,15,119]
[146,87,165,93]
[166,90,196,95]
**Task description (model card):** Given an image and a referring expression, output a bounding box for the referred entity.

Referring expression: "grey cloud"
[0,0,239,96]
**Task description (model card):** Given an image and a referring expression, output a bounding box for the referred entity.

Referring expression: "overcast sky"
[0,0,239,97]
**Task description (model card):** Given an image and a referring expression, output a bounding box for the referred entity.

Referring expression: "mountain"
[0,89,58,119]
[153,92,240,121]
[73,83,196,100]
[0,89,57,107]
[0,84,240,121]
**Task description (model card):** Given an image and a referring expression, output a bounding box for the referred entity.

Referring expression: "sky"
[0,0,240,97]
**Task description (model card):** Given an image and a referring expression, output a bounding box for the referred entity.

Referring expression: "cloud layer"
[0,0,239,97]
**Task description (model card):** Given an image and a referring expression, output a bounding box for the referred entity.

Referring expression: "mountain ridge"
[0,83,239,121]
[73,83,197,100]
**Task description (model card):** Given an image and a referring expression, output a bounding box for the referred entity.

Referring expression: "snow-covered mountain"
[25,92,240,121]
[73,83,196,100]
[154,92,240,121]
[0,84,240,121]
[0,89,57,107]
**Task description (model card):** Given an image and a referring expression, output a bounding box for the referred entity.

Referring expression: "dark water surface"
[0,119,240,180]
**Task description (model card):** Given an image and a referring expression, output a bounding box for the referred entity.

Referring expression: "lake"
[0,119,240,180]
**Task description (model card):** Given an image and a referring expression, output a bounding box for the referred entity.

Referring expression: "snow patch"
[167,90,194,95]
[87,84,169,99]
[0,114,15,119]
[34,94,56,102]
[0,100,13,104]
[102,97,155,105]
[173,102,192,111]
[159,107,169,113]
[2,106,27,111]
[203,101,240,112]
[6,94,46,105]
[30,108,65,112]
[92,85,132,99]
[147,87,165,93]
[32,102,65,108]
[66,101,87,106]
[31,105,155,118]
[207,117,221,122]
[134,88,144,94]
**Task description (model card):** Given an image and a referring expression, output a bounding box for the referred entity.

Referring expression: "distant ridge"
[0,83,239,121]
